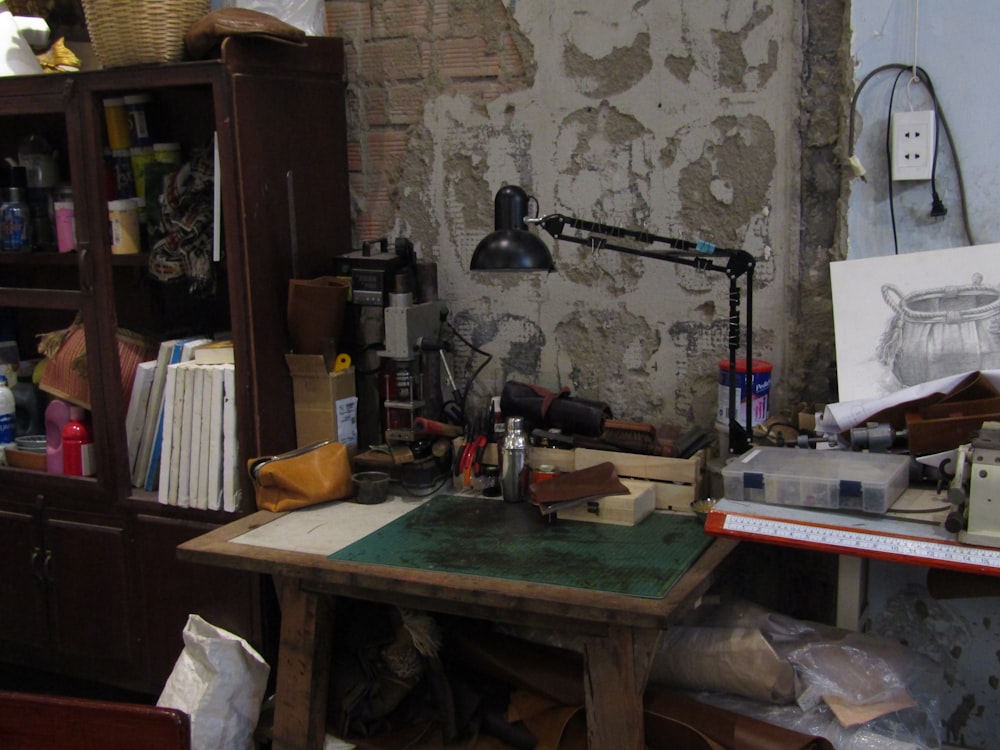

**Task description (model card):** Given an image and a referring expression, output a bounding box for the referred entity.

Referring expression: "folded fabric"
[185,8,307,60]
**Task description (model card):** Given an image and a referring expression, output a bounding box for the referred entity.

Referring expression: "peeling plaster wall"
[334,0,804,432]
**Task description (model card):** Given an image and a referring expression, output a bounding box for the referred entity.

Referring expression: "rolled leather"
[185,8,307,60]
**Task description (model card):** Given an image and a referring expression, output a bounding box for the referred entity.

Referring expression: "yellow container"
[102,97,129,150]
[109,199,140,255]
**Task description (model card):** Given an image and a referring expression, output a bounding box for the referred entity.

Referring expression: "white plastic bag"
[157,614,270,750]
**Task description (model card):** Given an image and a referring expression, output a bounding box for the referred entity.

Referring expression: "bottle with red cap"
[62,406,95,477]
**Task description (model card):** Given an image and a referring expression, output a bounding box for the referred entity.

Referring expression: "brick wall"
[324,0,529,243]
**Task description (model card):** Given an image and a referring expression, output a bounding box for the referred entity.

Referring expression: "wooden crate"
[463,444,705,512]
[572,447,707,512]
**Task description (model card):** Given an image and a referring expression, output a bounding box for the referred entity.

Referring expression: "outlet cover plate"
[891,110,936,181]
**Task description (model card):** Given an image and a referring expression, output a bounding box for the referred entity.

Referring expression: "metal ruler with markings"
[705,508,1000,575]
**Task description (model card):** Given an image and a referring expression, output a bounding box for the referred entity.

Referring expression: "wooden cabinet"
[0,494,137,684]
[0,503,48,652]
[0,38,350,693]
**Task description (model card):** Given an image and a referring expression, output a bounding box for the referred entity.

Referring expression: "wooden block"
[573,447,706,512]
[557,479,656,526]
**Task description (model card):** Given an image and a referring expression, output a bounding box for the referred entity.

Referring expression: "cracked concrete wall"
[331,0,805,434]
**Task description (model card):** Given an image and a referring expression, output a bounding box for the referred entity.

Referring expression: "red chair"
[0,690,190,750]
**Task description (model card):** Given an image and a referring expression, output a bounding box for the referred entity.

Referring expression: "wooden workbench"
[178,496,738,750]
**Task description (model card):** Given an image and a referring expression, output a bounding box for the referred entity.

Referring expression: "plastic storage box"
[721,447,910,513]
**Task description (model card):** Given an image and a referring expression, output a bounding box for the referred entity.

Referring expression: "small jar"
[153,142,182,166]
[102,97,130,150]
[124,93,153,147]
[480,465,501,497]
[108,198,140,255]
[531,464,560,485]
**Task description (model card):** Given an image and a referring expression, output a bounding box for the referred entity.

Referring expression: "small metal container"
[500,416,528,503]
[353,471,390,504]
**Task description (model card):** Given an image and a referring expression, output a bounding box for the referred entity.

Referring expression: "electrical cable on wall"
[885,68,907,255]
[847,63,975,249]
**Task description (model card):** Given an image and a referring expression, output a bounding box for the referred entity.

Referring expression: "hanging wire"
[886,68,908,254]
[904,0,921,109]
[847,63,975,247]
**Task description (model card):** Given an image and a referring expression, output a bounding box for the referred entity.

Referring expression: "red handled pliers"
[458,434,487,487]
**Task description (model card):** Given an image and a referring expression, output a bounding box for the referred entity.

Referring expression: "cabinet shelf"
[0,37,349,694]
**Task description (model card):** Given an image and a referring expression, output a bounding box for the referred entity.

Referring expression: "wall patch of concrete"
[678,114,776,246]
[554,304,662,417]
[564,32,652,99]
[711,6,778,92]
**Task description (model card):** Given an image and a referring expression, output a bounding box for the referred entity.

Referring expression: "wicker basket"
[81,0,211,68]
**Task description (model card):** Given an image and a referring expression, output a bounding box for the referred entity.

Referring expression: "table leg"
[271,577,333,750]
[581,625,661,750]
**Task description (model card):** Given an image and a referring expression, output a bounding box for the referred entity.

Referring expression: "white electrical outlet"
[890,110,936,181]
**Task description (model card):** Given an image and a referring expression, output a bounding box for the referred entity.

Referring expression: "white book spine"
[205,366,225,511]
[156,364,179,505]
[176,365,199,509]
[222,364,238,512]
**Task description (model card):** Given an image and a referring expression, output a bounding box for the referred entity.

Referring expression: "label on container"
[1,203,29,250]
[717,359,772,428]
[78,442,96,476]
[0,412,14,444]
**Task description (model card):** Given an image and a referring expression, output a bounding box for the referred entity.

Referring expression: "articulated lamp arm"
[526,212,758,454]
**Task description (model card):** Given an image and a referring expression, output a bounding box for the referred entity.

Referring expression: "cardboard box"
[284,354,357,449]
[557,479,656,526]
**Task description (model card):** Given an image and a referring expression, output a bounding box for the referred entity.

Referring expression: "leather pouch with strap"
[248,440,355,512]
[499,381,611,437]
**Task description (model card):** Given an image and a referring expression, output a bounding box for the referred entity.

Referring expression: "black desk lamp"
[470,185,757,454]
[470,185,555,271]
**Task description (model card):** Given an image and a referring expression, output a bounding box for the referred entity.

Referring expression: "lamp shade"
[470,185,554,271]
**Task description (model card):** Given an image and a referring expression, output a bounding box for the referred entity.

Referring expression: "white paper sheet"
[232,496,427,555]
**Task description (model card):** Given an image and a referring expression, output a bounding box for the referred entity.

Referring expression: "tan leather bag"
[249,440,355,512]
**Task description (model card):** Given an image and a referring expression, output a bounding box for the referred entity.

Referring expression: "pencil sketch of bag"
[877,274,1000,386]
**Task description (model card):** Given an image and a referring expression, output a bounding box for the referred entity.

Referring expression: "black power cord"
[847,63,975,249]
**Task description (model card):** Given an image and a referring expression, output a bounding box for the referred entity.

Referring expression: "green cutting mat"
[329,494,712,598]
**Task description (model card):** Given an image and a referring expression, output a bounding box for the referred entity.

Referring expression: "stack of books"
[125,338,239,511]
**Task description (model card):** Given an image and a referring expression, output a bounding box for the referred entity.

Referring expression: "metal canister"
[500,416,528,503]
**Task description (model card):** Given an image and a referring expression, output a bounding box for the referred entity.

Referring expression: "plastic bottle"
[61,406,95,477]
[499,416,528,503]
[1,164,31,251]
[0,373,14,446]
[45,399,71,474]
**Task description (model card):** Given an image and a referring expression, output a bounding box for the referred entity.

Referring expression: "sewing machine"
[948,423,1000,548]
